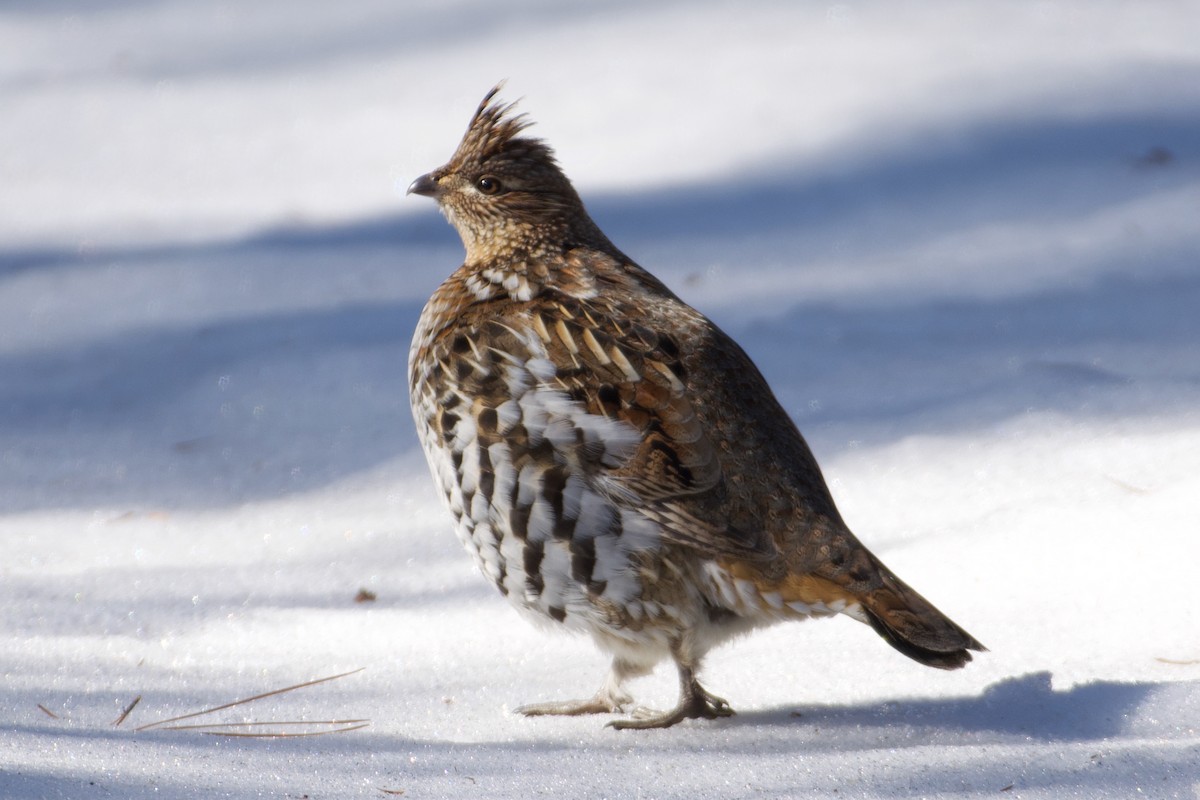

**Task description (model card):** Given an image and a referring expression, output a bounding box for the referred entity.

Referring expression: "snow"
[2,1,1199,797]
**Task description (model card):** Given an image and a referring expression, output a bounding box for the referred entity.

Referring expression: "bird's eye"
[476,176,502,195]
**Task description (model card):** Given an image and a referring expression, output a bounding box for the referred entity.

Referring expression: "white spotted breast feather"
[409,291,665,631]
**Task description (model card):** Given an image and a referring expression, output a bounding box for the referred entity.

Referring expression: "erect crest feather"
[449,83,557,170]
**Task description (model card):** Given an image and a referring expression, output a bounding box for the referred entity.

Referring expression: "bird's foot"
[516,688,631,717]
[608,684,734,730]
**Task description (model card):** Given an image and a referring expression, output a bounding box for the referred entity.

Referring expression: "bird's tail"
[855,563,986,670]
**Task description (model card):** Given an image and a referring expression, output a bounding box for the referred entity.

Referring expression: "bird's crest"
[448,83,557,170]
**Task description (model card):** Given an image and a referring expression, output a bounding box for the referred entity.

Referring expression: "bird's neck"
[453,215,618,303]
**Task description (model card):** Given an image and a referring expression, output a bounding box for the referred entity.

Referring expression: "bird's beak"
[407,172,441,198]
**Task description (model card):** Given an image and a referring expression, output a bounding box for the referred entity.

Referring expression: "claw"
[608,680,734,730]
[516,695,626,717]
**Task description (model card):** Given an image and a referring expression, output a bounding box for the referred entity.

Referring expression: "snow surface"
[3,1,1200,797]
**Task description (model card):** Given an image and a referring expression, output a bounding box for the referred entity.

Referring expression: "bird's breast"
[408,299,687,641]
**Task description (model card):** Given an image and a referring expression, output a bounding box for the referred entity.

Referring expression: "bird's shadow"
[726,671,1160,744]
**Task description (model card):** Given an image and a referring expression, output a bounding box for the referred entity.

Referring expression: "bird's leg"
[609,652,734,730]
[516,657,642,717]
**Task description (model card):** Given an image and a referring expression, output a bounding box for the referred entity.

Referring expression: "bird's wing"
[500,289,777,564]
[415,261,779,568]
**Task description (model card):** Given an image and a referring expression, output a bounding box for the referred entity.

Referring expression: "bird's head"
[408,85,603,265]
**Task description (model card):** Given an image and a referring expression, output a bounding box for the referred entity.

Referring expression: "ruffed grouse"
[407,86,984,729]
